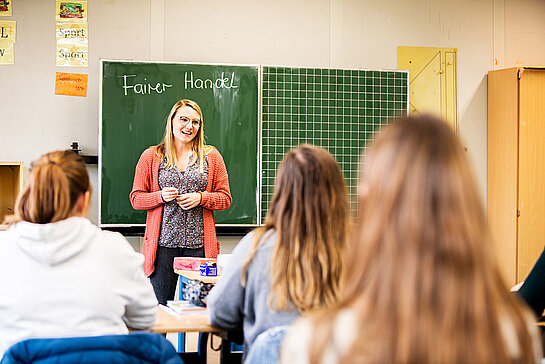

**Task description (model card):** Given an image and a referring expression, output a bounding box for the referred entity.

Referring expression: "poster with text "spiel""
[0,0,12,17]
[56,23,87,67]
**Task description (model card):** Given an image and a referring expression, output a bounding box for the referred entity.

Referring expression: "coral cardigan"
[130,146,232,277]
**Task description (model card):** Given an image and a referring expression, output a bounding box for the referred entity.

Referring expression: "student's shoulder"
[232,229,276,260]
[231,230,256,256]
[91,226,138,256]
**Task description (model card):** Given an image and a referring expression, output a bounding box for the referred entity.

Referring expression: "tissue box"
[173,257,216,272]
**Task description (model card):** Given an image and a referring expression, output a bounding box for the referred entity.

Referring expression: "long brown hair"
[157,99,205,172]
[4,150,91,225]
[242,144,350,312]
[309,115,537,363]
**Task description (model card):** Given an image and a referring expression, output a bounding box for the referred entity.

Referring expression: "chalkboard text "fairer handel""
[185,72,239,89]
[120,72,239,96]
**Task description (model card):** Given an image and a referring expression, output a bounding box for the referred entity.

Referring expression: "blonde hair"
[4,150,91,225]
[157,99,205,172]
[309,115,537,364]
[242,144,350,312]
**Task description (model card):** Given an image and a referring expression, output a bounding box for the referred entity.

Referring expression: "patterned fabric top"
[157,155,209,248]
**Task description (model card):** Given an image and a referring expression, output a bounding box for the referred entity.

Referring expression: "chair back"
[0,332,184,364]
[245,326,289,364]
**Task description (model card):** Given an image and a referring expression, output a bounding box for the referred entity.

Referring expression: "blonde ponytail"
[4,150,91,225]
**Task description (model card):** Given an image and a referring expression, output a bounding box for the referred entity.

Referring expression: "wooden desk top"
[151,306,226,335]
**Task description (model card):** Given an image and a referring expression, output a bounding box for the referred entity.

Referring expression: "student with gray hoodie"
[207,144,351,361]
[0,150,157,358]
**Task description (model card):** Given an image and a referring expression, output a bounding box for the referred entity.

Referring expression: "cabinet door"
[518,69,545,280]
[488,68,519,285]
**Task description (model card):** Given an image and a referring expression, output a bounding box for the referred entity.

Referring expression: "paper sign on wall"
[55,1,87,67]
[56,23,87,67]
[56,1,87,23]
[0,40,14,64]
[55,72,88,97]
[0,0,12,17]
[0,20,16,42]
[0,20,14,65]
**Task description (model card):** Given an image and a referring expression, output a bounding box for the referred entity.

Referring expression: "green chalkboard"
[100,61,259,226]
[261,66,408,220]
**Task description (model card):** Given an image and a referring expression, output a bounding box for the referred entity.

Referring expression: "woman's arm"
[207,232,253,330]
[200,149,232,211]
[129,149,164,210]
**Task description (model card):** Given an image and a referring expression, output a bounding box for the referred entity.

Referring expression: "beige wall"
[2,0,545,250]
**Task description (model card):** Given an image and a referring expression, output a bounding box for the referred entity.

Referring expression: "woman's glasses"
[178,116,201,127]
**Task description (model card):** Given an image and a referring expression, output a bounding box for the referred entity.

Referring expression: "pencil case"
[173,257,216,271]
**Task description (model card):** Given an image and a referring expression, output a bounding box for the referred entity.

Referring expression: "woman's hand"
[176,192,202,210]
[161,187,179,202]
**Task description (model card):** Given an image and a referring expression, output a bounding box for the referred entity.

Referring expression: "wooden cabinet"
[488,67,545,286]
[0,162,23,229]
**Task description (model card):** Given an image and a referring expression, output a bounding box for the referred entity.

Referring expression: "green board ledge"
[101,225,255,236]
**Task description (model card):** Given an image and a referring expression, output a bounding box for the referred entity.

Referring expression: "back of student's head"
[245,144,350,312]
[355,114,489,284]
[309,115,537,364]
[6,150,90,224]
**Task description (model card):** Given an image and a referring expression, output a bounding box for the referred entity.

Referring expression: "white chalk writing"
[120,75,173,96]
[184,72,238,89]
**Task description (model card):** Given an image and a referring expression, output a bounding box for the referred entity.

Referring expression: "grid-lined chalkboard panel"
[261,66,408,221]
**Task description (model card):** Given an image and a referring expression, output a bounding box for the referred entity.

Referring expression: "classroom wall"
[2,0,545,251]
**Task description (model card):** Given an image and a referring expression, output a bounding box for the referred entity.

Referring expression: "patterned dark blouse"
[157,155,209,248]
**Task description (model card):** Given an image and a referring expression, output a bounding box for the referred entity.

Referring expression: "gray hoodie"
[207,230,299,359]
[0,217,157,356]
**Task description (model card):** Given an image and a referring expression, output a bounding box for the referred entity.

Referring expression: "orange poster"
[55,72,88,97]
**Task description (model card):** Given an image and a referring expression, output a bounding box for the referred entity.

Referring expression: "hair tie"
[48,160,58,166]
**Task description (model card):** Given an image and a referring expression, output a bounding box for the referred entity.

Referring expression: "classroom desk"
[152,306,225,335]
[151,307,240,364]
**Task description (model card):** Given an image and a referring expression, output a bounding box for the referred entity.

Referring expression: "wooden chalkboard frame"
[99,59,261,227]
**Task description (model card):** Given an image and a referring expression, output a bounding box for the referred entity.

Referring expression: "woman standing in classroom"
[130,99,232,305]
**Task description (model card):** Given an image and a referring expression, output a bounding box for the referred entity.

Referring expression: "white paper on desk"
[165,301,206,315]
[159,304,182,317]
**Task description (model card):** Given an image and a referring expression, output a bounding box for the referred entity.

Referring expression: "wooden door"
[518,68,545,281]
